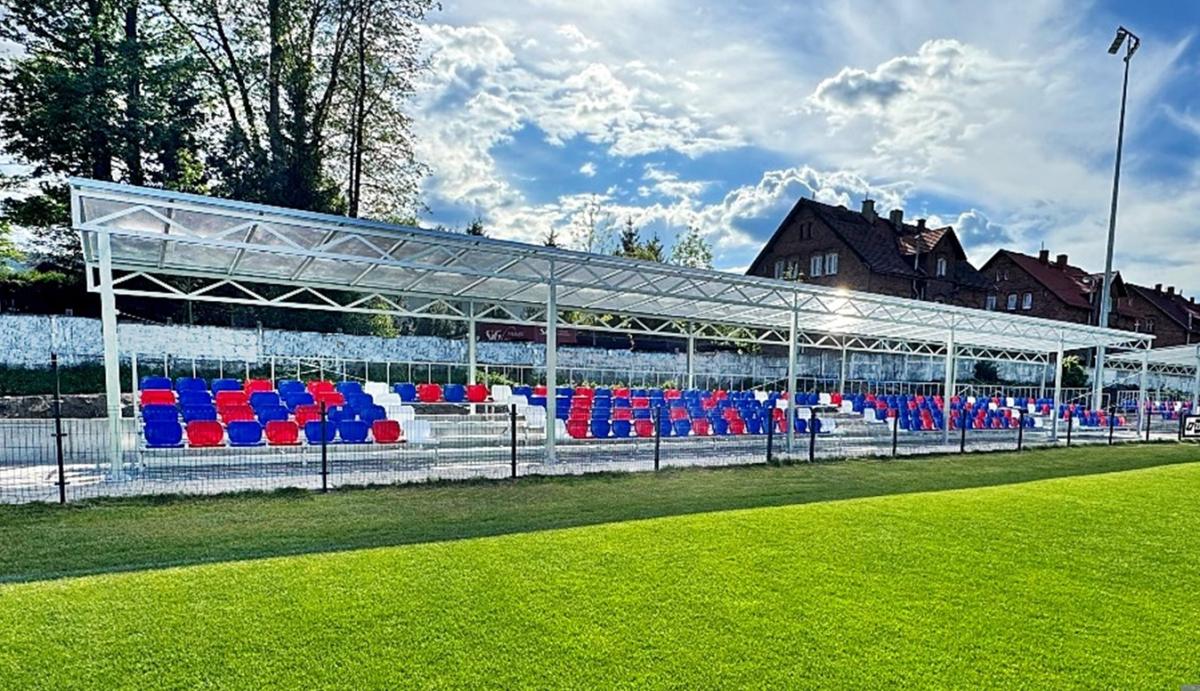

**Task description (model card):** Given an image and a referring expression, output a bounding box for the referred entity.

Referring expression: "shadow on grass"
[1,442,1196,584]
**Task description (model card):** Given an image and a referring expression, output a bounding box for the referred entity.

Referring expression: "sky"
[411,0,1200,293]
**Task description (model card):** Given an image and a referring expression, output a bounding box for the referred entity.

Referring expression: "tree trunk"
[267,0,284,167]
[123,0,144,186]
[348,1,368,217]
[87,0,113,181]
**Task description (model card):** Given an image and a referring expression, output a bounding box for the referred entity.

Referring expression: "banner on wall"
[476,323,578,345]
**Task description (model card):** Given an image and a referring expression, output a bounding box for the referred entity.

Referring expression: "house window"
[1022,292,1033,310]
[824,252,839,275]
[985,294,997,310]
[773,259,785,279]
[810,254,824,277]
[797,222,812,240]
[1006,293,1018,310]
[936,256,947,277]
[785,257,799,279]
[1147,318,1156,333]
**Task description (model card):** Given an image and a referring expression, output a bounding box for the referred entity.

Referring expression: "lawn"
[0,446,1197,688]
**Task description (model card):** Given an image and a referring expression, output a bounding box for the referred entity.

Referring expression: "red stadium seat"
[417,383,442,403]
[371,419,402,444]
[574,386,593,398]
[612,387,630,399]
[692,418,711,436]
[215,390,249,408]
[669,408,688,421]
[264,420,300,445]
[316,391,345,407]
[634,419,654,437]
[139,389,176,406]
[566,420,589,439]
[219,405,256,423]
[294,404,321,426]
[466,384,489,403]
[533,385,548,396]
[186,420,224,447]
[631,397,650,409]
[612,408,633,421]
[244,378,274,393]
[728,419,746,435]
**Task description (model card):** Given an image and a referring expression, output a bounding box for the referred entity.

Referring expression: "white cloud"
[578,162,597,177]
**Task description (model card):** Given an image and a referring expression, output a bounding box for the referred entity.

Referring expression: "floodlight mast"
[1093,25,1140,411]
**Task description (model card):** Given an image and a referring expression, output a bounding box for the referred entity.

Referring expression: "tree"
[163,0,432,217]
[543,227,562,248]
[0,0,208,272]
[613,216,665,262]
[972,360,1001,384]
[670,225,713,269]
[1061,355,1089,388]
[464,217,486,237]
[570,195,613,253]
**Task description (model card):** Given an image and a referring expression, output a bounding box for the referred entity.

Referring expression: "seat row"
[142,418,405,448]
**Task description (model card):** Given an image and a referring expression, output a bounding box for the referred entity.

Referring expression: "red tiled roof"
[986,250,1137,317]
[1127,283,1200,333]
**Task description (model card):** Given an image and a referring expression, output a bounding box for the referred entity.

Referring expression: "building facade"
[977,249,1137,329]
[746,198,990,308]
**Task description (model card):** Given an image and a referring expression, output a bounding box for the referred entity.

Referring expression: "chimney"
[1038,249,1049,264]
[916,218,927,230]
[889,208,904,228]
[1155,283,1163,292]
[860,199,876,222]
[1055,254,1067,268]
[1168,286,1176,296]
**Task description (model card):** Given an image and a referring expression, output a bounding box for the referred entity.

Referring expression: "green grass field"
[1,446,1198,688]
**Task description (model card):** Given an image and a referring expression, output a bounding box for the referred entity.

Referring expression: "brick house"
[1124,283,1200,347]
[977,249,1138,329]
[746,198,990,307]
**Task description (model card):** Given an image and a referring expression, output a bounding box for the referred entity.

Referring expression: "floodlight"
[1108,28,1128,54]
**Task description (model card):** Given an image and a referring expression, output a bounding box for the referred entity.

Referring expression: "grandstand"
[0,178,1155,501]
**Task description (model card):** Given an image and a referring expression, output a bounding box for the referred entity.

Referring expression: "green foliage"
[0,448,1197,688]
[613,216,665,262]
[670,225,713,269]
[1061,355,1089,388]
[972,360,1001,384]
[464,217,486,237]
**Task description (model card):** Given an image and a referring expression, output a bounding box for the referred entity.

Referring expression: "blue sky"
[413,0,1200,292]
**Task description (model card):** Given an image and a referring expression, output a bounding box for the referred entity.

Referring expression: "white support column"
[1050,339,1065,441]
[130,351,139,413]
[1192,346,1200,409]
[467,302,478,387]
[785,305,799,453]
[545,268,558,463]
[1138,347,1150,437]
[838,341,848,394]
[97,231,124,476]
[942,329,955,444]
[1092,345,1106,411]
[270,356,276,383]
[686,327,696,390]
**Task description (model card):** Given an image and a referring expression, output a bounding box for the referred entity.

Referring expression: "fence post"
[765,406,774,463]
[1145,408,1152,442]
[1066,413,1073,448]
[808,407,816,463]
[1017,412,1024,452]
[319,401,329,492]
[51,353,67,504]
[510,404,518,478]
[653,406,662,471]
[890,413,898,458]
[1178,412,1185,443]
[1109,406,1117,445]
[959,411,967,453]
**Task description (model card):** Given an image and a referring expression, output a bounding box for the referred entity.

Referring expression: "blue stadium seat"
[283,392,314,411]
[337,419,370,443]
[182,405,217,422]
[256,406,289,424]
[611,420,632,437]
[395,382,417,402]
[211,378,242,393]
[277,380,305,395]
[179,390,212,407]
[144,420,183,448]
[140,376,172,390]
[672,419,691,437]
[174,377,207,392]
[443,384,466,403]
[304,420,336,444]
[227,420,264,447]
[326,406,355,423]
[141,405,178,422]
[590,420,610,438]
[249,392,281,410]
[358,404,387,425]
[336,381,364,396]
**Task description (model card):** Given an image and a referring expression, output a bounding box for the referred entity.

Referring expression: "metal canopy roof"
[70,178,1151,357]
[1109,343,1200,376]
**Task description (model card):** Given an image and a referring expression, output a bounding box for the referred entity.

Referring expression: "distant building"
[746,198,989,307]
[1124,282,1200,347]
[978,249,1137,329]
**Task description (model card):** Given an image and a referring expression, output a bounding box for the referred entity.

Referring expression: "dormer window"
[935,257,947,277]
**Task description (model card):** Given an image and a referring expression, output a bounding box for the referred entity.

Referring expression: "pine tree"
[670,225,713,269]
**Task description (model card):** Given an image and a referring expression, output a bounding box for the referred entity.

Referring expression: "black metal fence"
[0,359,1185,505]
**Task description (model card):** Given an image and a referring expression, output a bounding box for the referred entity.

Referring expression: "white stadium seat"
[491,385,513,404]
[405,419,435,444]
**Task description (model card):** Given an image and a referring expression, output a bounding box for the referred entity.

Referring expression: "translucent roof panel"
[71,179,1152,356]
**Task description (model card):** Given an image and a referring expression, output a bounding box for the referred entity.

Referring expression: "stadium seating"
[371,419,402,443]
[186,420,224,447]
[265,420,300,445]
[140,376,172,390]
[144,420,183,448]
[227,420,264,446]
